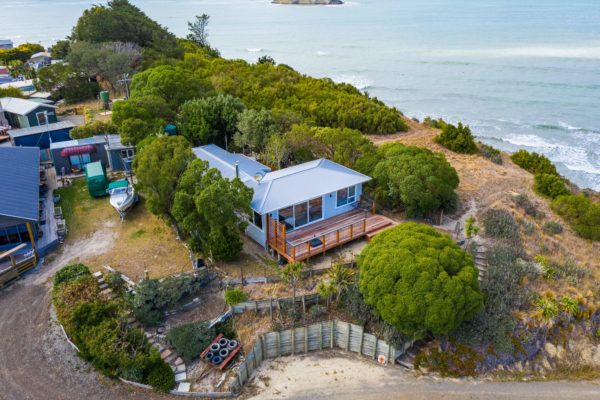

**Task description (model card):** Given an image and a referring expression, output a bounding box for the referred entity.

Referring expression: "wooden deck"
[267,209,395,263]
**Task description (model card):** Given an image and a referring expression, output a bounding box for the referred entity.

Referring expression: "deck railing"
[267,214,370,262]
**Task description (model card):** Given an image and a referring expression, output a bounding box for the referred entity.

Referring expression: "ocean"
[1,0,599,190]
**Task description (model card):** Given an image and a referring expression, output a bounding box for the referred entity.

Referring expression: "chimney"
[235,160,240,179]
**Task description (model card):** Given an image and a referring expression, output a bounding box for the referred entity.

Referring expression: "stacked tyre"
[204,338,239,366]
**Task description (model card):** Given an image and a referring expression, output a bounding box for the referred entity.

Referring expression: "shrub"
[53,263,91,286]
[479,143,502,164]
[308,304,327,320]
[166,322,215,363]
[224,288,247,307]
[340,283,374,325]
[69,120,119,139]
[423,116,447,129]
[414,342,480,377]
[372,143,459,217]
[513,194,539,218]
[146,359,176,392]
[551,194,600,241]
[358,223,482,338]
[510,149,558,176]
[543,221,563,235]
[534,173,570,199]
[106,271,126,293]
[131,274,205,326]
[434,122,478,154]
[482,209,519,240]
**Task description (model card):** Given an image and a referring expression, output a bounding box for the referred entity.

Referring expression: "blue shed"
[0,97,58,129]
[8,120,74,150]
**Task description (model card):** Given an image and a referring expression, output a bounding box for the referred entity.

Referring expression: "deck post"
[349,224,353,239]
[26,223,38,261]
[363,219,366,234]
[307,241,311,258]
[322,235,326,253]
[336,230,340,244]
[292,246,296,261]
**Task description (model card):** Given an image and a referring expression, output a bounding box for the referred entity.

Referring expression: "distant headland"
[272,0,344,5]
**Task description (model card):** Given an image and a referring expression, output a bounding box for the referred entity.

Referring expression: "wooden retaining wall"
[229,320,396,392]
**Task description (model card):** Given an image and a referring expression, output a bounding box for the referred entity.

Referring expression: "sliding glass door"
[278,196,323,231]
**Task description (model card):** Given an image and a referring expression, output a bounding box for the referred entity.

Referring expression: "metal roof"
[193,145,371,214]
[50,134,119,150]
[8,120,75,138]
[0,146,40,222]
[0,97,56,116]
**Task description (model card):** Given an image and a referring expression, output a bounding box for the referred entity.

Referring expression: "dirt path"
[245,352,600,400]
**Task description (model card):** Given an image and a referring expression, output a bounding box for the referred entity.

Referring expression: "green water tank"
[99,91,109,103]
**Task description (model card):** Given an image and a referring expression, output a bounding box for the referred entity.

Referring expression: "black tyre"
[205,351,214,360]
[211,356,223,365]
[227,340,238,350]
[219,348,230,358]
[210,343,220,352]
[218,338,229,347]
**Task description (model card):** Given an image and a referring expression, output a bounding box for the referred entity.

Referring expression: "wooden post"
[260,334,266,360]
[373,337,378,359]
[291,329,295,355]
[10,256,16,269]
[330,321,334,348]
[349,224,353,239]
[359,326,364,356]
[282,224,287,255]
[302,295,306,314]
[322,235,326,253]
[336,230,340,244]
[363,219,366,234]
[319,323,323,350]
[26,223,38,260]
[372,201,376,214]
[304,326,308,354]
[307,241,311,258]
[346,323,351,351]
[269,297,273,321]
[292,246,296,261]
[254,301,259,313]
[251,345,257,369]
[387,344,393,365]
[277,331,281,356]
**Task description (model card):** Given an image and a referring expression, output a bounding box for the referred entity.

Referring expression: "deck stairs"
[365,216,397,240]
[396,339,429,369]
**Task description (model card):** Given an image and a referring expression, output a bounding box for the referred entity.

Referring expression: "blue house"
[0,147,42,286]
[8,120,74,150]
[0,97,58,129]
[193,145,394,262]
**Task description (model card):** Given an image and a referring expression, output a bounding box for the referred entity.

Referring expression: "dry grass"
[54,178,191,280]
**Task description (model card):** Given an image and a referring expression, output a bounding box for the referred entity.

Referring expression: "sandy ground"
[244,351,600,400]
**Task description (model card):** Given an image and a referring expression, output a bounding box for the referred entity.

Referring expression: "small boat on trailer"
[108,179,138,219]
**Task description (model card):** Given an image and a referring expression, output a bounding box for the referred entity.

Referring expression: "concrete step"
[97,277,105,284]
[160,349,173,360]
[173,357,184,366]
[176,382,191,393]
[165,353,179,364]
[174,372,187,383]
[92,271,103,278]
[172,364,186,373]
[98,283,109,290]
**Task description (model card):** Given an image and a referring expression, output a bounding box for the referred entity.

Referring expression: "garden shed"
[85,161,108,198]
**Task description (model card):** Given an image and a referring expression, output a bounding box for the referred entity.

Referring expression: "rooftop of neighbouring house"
[8,120,75,138]
[0,97,56,116]
[0,146,40,223]
[193,144,371,214]
[50,134,120,150]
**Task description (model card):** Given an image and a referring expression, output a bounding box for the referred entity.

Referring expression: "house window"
[278,196,323,231]
[252,211,263,230]
[120,148,135,159]
[309,197,322,222]
[36,111,47,125]
[69,153,92,168]
[336,186,356,207]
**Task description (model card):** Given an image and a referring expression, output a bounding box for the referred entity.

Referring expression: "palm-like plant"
[327,263,356,302]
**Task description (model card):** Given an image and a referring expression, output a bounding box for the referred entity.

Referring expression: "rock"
[541,357,552,371]
[544,342,557,358]
[556,345,566,359]
[514,361,524,372]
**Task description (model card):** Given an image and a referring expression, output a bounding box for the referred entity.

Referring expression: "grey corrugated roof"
[0,146,40,221]
[0,97,56,116]
[193,145,371,214]
[50,134,119,150]
[9,120,75,138]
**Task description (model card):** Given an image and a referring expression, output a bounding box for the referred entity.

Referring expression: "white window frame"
[36,111,47,126]
[336,185,357,208]
[120,148,135,159]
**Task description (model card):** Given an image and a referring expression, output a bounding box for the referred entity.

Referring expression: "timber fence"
[231,293,320,314]
[229,319,400,392]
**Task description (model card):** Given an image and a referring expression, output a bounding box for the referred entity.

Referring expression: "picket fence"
[229,319,399,392]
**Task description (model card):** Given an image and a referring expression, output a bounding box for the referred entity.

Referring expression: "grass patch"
[130,229,146,239]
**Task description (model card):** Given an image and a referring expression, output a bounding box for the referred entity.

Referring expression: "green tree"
[72,0,179,56]
[358,223,483,338]
[264,134,291,169]
[130,65,213,109]
[67,41,142,93]
[187,14,210,47]
[327,263,356,303]
[178,94,245,147]
[534,173,570,199]
[233,108,279,153]
[166,321,214,363]
[112,95,174,145]
[35,63,99,103]
[280,262,305,311]
[51,40,71,59]
[257,55,276,65]
[317,281,336,308]
[171,160,253,260]
[372,143,459,216]
[312,126,381,174]
[0,43,44,64]
[0,87,26,98]
[434,122,478,154]
[134,136,194,218]
[464,215,479,248]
